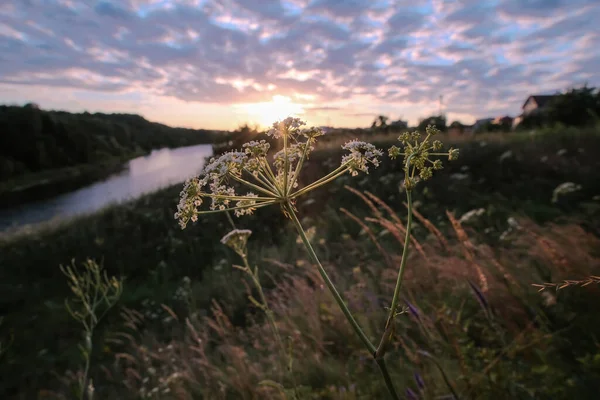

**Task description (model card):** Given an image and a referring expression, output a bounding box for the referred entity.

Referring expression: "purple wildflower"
[468,279,489,314]
[406,388,419,400]
[414,371,425,390]
[406,300,420,320]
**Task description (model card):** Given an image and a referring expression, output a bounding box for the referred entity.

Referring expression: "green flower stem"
[240,254,287,365]
[376,358,400,400]
[230,174,279,198]
[202,193,274,201]
[375,164,414,359]
[256,170,282,195]
[260,157,281,192]
[196,201,277,215]
[225,211,237,230]
[287,140,311,193]
[290,164,349,199]
[285,202,374,352]
[285,202,400,400]
[283,130,289,196]
[244,167,280,194]
[290,169,347,200]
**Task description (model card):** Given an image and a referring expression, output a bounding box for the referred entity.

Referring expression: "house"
[447,121,478,138]
[513,94,557,128]
[492,115,513,126]
[472,118,493,132]
[521,95,556,115]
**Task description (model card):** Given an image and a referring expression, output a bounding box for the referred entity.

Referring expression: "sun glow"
[241,95,305,128]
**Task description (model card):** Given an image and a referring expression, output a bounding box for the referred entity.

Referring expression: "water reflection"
[0,144,213,231]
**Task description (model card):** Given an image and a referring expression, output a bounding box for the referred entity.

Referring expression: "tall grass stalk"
[60,259,123,400]
[220,228,298,396]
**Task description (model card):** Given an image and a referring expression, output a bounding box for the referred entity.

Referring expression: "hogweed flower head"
[221,229,253,257]
[388,124,459,191]
[341,140,383,176]
[175,118,382,228]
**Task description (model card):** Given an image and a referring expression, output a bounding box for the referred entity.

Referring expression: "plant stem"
[288,140,310,193]
[80,340,91,400]
[285,203,400,399]
[285,202,374,353]
[376,358,399,400]
[196,200,277,215]
[241,255,286,363]
[283,129,289,196]
[230,174,279,198]
[291,163,348,198]
[225,211,237,230]
[241,255,299,398]
[376,189,412,358]
[260,157,282,194]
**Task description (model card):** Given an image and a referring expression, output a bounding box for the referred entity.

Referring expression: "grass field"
[1,125,600,399]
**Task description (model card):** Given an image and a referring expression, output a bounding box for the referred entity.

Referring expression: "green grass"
[1,126,600,399]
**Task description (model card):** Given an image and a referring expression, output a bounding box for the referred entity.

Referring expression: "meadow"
[1,124,600,399]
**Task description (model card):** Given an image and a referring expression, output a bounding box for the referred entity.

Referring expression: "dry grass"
[107,191,600,399]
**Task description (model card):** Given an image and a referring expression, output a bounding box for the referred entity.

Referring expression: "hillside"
[0,104,219,181]
[0,104,222,206]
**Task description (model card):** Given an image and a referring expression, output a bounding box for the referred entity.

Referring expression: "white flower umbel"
[174,118,383,228]
[220,229,253,257]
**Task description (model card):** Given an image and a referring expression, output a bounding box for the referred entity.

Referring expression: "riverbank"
[0,155,135,209]
[0,144,213,232]
[1,126,600,398]
[0,104,221,209]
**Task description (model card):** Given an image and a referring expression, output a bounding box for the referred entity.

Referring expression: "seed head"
[388,125,459,190]
[448,148,459,161]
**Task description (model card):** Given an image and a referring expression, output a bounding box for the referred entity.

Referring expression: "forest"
[0,103,220,181]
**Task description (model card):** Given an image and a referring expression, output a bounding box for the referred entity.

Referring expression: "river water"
[0,144,213,231]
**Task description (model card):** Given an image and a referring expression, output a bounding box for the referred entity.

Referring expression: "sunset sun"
[241,95,305,128]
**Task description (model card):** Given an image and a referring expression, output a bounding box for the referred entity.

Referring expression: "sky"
[1,0,599,131]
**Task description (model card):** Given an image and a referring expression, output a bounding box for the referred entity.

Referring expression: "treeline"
[0,104,220,181]
[518,85,600,130]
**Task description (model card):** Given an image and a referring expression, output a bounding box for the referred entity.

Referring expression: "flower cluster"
[172,276,192,303]
[551,181,582,203]
[388,125,459,190]
[266,117,306,138]
[175,118,382,228]
[341,140,383,176]
[220,229,252,257]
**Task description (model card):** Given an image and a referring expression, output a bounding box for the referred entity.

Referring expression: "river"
[0,144,213,232]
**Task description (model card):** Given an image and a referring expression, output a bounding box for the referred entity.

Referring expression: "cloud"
[0,0,599,128]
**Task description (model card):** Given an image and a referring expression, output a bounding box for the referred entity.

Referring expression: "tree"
[545,85,600,127]
[390,118,408,130]
[517,85,600,130]
[371,115,390,133]
[418,115,447,132]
